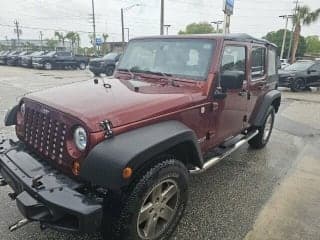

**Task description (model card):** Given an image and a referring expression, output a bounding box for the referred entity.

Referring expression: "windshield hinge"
[100,120,113,138]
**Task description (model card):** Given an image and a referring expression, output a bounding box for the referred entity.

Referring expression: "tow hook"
[9,218,30,232]
[0,176,7,186]
[8,192,17,200]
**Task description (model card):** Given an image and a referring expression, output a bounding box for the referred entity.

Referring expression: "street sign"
[96,38,102,46]
[223,0,234,15]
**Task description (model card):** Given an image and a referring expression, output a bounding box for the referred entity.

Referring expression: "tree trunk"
[291,22,301,63]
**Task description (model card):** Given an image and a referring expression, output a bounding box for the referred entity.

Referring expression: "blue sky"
[0,0,319,46]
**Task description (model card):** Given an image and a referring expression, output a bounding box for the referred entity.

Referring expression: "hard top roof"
[132,33,277,47]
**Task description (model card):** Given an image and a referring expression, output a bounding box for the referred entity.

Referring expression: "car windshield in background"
[30,51,44,56]
[44,51,56,57]
[103,53,118,60]
[118,39,216,81]
[285,61,314,71]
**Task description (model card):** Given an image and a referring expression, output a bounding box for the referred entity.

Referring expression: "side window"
[310,64,320,71]
[268,48,277,76]
[251,47,266,78]
[221,45,246,74]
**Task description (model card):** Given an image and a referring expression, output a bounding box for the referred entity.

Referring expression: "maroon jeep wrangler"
[0,34,281,240]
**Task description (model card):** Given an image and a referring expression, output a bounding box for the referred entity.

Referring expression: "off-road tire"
[290,78,306,92]
[105,65,115,76]
[102,158,189,240]
[249,106,275,149]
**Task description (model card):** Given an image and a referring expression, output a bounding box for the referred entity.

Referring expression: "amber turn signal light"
[72,161,81,176]
[122,167,133,179]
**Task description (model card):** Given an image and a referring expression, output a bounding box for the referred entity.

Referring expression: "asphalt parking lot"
[0,65,320,240]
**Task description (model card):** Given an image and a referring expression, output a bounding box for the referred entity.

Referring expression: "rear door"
[247,45,269,122]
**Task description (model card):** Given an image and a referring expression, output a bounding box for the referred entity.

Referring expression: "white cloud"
[0,0,319,46]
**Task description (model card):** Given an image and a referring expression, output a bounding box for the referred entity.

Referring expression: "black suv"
[89,52,121,76]
[279,60,320,91]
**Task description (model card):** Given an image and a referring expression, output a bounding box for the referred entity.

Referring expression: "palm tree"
[102,33,109,43]
[291,5,320,63]
[54,31,66,46]
[66,31,80,52]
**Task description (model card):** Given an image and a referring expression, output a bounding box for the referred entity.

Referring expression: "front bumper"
[32,62,44,68]
[0,136,103,233]
[278,77,293,87]
[89,65,104,74]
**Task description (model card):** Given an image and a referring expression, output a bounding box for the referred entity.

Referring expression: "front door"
[307,63,320,87]
[214,44,249,144]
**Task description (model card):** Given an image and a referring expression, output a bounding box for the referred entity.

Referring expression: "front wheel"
[249,106,275,149]
[103,158,189,240]
[79,62,87,70]
[44,62,52,70]
[290,78,306,92]
[105,65,115,76]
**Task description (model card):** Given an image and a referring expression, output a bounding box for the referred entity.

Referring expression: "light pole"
[163,24,171,35]
[124,27,130,41]
[160,0,164,35]
[211,21,223,33]
[279,15,293,60]
[91,0,97,54]
[121,4,140,45]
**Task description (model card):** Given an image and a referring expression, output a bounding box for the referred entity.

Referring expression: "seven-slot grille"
[24,107,68,165]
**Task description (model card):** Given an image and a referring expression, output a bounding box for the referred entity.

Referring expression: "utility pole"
[279,15,293,59]
[91,0,97,54]
[163,24,171,35]
[287,0,299,61]
[211,21,224,33]
[160,0,164,35]
[39,31,43,50]
[13,19,21,49]
[121,8,125,44]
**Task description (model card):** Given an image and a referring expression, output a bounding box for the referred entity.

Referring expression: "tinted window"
[221,45,246,73]
[251,47,266,78]
[57,52,71,56]
[268,49,277,76]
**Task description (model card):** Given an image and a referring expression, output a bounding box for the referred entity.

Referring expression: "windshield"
[103,53,119,60]
[19,51,28,56]
[43,51,56,57]
[285,61,314,71]
[118,39,215,81]
[30,51,44,56]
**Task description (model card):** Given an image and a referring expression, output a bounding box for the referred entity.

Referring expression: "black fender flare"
[251,90,281,127]
[4,104,19,126]
[80,121,203,190]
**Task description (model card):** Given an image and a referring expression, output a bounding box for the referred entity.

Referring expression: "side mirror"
[220,71,245,90]
[308,69,316,74]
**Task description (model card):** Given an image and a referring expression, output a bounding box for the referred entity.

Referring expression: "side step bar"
[189,130,259,174]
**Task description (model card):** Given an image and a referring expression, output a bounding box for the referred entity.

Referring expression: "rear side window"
[221,45,246,73]
[251,47,266,78]
[268,48,277,76]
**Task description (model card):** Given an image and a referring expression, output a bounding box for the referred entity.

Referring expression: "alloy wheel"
[137,179,179,239]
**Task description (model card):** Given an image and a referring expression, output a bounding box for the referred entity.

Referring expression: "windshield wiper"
[117,68,135,79]
[129,69,180,87]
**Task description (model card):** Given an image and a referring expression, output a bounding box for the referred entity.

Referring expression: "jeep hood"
[25,78,204,132]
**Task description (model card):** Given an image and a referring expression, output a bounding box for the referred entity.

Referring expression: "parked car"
[32,51,89,70]
[0,50,16,65]
[280,58,290,69]
[0,34,281,240]
[278,60,320,91]
[6,51,31,66]
[21,51,46,68]
[89,52,122,76]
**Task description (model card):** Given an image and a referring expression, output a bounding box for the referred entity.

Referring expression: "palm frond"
[303,8,320,25]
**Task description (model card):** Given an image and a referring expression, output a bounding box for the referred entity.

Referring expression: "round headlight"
[20,103,26,116]
[73,127,87,151]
